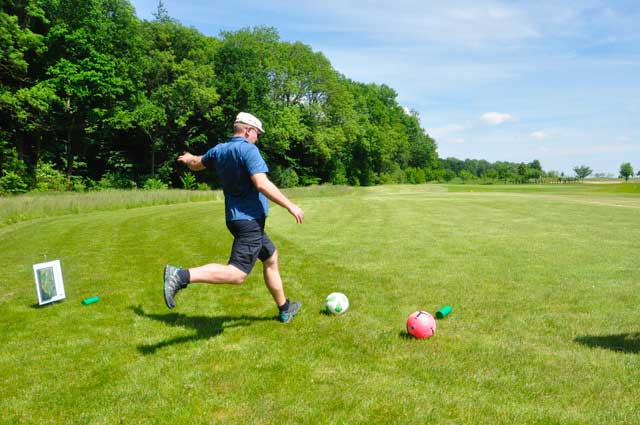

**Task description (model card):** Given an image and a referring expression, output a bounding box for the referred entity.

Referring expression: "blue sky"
[130,0,640,176]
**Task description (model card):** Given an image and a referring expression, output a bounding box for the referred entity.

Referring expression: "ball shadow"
[398,331,415,340]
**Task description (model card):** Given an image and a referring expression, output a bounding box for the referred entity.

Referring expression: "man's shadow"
[574,333,640,354]
[130,306,274,354]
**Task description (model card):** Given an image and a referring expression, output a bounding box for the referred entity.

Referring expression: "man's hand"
[287,204,304,224]
[177,152,192,163]
[177,152,205,171]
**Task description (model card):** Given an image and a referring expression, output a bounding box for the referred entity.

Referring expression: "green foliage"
[619,162,634,181]
[573,165,593,179]
[402,166,427,184]
[299,175,321,186]
[179,172,196,190]
[436,157,558,184]
[34,161,66,191]
[0,170,28,194]
[270,166,299,188]
[98,172,136,190]
[379,163,405,184]
[0,3,46,84]
[68,175,87,192]
[329,159,348,185]
[459,169,476,182]
[0,147,27,177]
[143,177,168,190]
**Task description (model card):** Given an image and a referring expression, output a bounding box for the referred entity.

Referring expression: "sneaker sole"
[163,265,174,309]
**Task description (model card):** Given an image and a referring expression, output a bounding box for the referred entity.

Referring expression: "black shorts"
[226,218,276,274]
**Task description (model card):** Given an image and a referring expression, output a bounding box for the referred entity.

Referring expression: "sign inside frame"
[33,260,65,305]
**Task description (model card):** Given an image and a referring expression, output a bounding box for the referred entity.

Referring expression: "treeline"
[1,0,441,193]
[438,158,552,183]
[1,0,551,195]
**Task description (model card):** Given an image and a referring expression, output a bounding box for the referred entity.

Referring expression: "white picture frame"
[33,260,65,305]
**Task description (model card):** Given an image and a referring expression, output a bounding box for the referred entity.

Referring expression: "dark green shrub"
[34,162,66,192]
[143,178,168,190]
[98,172,137,190]
[180,173,197,190]
[0,171,28,195]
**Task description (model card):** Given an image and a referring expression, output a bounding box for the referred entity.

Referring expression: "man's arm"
[251,173,304,224]
[177,152,206,171]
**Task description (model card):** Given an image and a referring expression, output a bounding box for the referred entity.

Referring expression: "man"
[163,112,304,323]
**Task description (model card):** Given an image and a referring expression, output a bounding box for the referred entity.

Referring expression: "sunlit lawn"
[1,183,639,424]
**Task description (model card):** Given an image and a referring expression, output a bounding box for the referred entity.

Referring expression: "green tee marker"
[81,296,100,305]
[435,305,452,319]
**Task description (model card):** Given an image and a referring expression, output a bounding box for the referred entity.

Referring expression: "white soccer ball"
[325,292,349,315]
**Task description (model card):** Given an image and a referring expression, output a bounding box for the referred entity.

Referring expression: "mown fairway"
[1,184,639,424]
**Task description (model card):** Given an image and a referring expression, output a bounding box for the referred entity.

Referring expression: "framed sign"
[33,260,65,305]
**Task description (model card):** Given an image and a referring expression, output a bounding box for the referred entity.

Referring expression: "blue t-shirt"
[201,136,269,221]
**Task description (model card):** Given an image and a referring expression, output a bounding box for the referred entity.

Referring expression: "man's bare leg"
[262,250,286,307]
[189,263,247,285]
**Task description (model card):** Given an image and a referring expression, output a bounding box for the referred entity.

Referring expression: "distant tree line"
[435,158,566,184]
[1,0,563,195]
[575,163,638,181]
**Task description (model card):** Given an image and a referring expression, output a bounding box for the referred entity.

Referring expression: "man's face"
[246,126,260,143]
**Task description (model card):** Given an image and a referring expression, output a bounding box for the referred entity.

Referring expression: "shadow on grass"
[574,333,640,354]
[130,305,275,355]
[30,300,63,309]
[398,331,415,340]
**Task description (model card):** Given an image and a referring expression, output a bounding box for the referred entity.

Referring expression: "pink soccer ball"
[407,311,437,339]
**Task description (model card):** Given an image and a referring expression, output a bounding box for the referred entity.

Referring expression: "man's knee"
[263,249,279,268]
[228,265,248,284]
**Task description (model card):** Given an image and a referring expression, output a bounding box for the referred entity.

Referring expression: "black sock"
[278,298,290,312]
[177,269,190,288]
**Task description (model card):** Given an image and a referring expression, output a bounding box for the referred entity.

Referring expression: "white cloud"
[427,124,467,145]
[480,112,516,125]
[428,123,465,137]
[289,1,541,48]
[447,138,466,145]
[530,131,549,140]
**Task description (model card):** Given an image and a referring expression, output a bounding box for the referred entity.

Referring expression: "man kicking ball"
[164,112,304,323]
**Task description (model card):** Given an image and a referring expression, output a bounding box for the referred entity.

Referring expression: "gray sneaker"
[163,264,184,309]
[279,300,301,323]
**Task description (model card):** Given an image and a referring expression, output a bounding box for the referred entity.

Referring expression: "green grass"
[1,184,640,424]
[0,189,223,228]
[445,181,640,194]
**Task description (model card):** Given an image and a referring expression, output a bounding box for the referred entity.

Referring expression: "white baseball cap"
[235,112,264,134]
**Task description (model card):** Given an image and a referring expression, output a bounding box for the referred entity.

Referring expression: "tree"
[527,159,544,180]
[43,0,141,177]
[619,162,634,181]
[0,0,50,175]
[573,165,592,179]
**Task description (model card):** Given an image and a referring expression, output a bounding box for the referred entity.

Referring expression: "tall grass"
[0,189,222,228]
